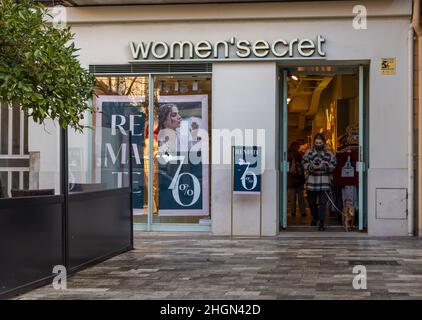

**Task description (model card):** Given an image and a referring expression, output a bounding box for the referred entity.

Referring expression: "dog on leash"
[343,199,356,232]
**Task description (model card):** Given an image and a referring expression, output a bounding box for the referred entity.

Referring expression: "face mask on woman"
[315,144,324,151]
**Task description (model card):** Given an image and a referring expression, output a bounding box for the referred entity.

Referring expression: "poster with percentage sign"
[233,146,262,195]
[157,95,209,216]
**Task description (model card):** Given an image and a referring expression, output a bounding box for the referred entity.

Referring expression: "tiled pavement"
[15,232,422,300]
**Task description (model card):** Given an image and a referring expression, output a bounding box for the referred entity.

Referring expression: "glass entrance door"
[280,69,288,229]
[279,65,367,231]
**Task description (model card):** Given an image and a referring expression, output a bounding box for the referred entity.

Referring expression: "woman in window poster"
[156,95,209,216]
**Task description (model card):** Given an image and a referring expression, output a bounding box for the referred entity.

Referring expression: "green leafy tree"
[0,0,95,131]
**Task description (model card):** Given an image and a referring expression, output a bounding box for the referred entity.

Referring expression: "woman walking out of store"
[302,133,337,231]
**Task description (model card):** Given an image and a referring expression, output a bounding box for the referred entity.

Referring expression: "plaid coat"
[302,147,337,191]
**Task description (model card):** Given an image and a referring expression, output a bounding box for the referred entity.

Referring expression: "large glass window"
[152,75,211,226]
[1,74,212,230]
[68,77,149,198]
[90,76,149,222]
[91,75,212,229]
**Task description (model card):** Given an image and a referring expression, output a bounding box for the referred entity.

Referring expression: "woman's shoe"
[311,220,317,226]
[318,224,326,231]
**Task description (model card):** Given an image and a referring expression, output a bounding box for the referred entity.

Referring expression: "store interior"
[286,67,359,229]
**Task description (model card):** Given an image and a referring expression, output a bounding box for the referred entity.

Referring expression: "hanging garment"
[332,149,359,187]
[342,185,358,209]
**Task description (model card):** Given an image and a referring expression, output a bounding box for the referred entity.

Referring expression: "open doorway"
[280,65,365,231]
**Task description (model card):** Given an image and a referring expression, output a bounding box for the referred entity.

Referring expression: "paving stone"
[13,232,422,300]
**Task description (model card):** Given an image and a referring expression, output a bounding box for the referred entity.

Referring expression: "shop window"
[67,77,148,198]
[152,76,211,225]
[90,75,212,227]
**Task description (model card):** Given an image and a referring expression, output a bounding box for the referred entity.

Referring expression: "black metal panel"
[0,125,133,298]
[67,188,132,270]
[0,159,30,167]
[90,63,212,74]
[0,196,63,297]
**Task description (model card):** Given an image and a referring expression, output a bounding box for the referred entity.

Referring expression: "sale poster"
[233,146,262,195]
[156,95,209,216]
[95,95,146,213]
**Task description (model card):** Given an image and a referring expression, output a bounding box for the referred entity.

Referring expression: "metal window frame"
[91,68,213,232]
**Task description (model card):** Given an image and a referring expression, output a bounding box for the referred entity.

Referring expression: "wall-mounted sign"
[233,146,262,195]
[129,35,326,61]
[380,57,396,75]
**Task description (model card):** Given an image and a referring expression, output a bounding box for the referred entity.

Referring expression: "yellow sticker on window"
[381,57,396,75]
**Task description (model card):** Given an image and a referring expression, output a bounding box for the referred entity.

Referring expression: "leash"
[324,190,345,217]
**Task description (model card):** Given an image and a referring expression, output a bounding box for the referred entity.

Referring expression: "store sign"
[233,146,262,194]
[129,35,326,61]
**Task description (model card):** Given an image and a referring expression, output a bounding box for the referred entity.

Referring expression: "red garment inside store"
[332,149,359,187]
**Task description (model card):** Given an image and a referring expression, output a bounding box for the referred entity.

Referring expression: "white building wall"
[66,0,413,235]
[211,62,278,236]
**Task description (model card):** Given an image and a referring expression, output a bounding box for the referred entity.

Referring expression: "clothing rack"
[337,145,359,153]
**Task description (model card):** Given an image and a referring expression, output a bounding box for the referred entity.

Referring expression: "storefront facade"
[62,0,413,236]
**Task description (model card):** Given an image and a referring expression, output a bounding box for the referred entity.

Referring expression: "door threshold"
[277,232,369,238]
[284,225,344,230]
[278,226,368,237]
